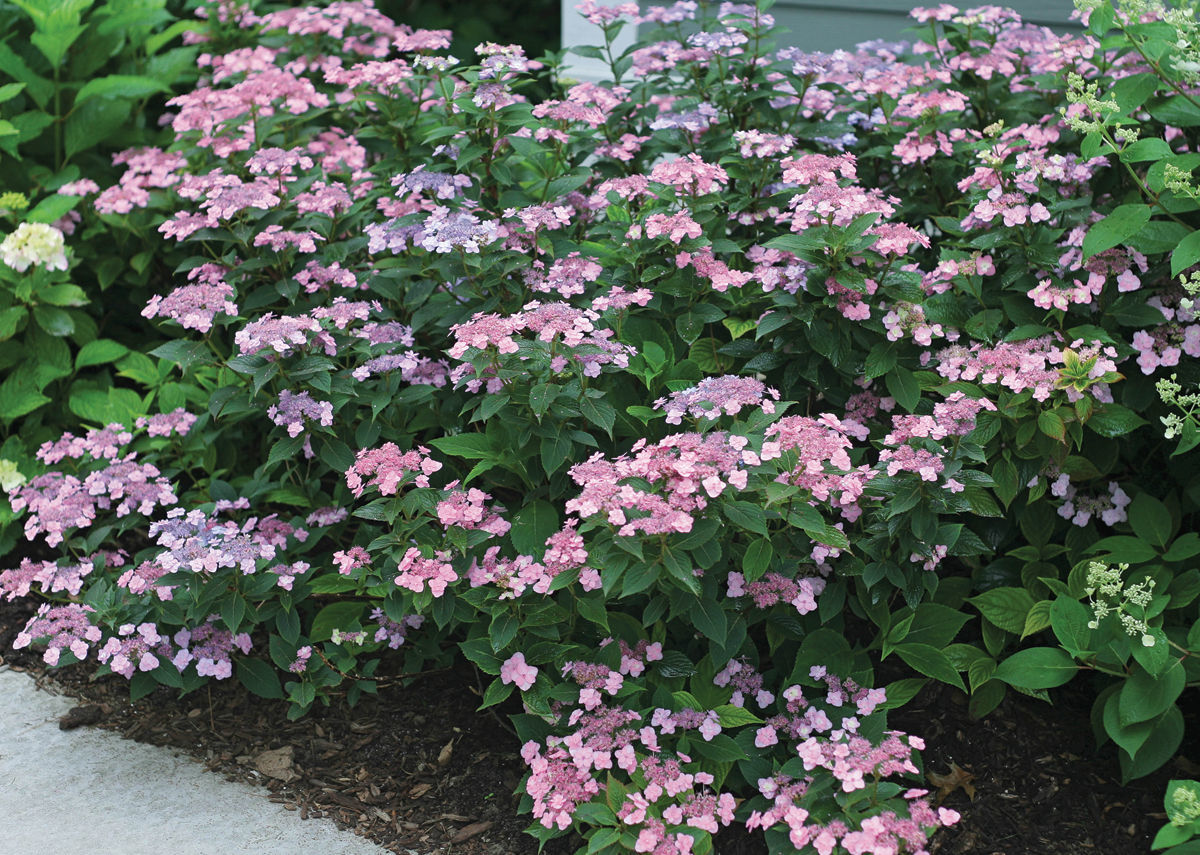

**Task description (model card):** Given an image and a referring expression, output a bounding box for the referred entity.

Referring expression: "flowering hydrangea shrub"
[8,0,1200,849]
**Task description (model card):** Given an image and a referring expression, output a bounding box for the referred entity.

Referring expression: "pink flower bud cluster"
[566,432,753,537]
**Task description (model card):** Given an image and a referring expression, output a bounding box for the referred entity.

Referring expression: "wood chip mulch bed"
[1,595,1194,854]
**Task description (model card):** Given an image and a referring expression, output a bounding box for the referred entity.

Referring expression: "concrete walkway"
[0,667,392,855]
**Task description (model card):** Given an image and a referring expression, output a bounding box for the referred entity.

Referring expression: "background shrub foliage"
[3,0,1200,852]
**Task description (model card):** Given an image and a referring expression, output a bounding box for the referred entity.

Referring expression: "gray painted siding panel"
[560,0,1083,79]
[772,0,1081,49]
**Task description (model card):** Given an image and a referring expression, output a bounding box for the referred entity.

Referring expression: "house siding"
[561,0,1081,78]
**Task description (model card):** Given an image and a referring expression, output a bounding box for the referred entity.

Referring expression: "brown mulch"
[0,593,1194,855]
[891,680,1197,855]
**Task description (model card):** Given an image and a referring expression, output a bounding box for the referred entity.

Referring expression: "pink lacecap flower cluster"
[234,312,336,358]
[98,622,172,678]
[448,301,635,392]
[727,571,825,615]
[655,375,779,424]
[876,393,996,491]
[468,534,602,598]
[617,639,664,678]
[882,301,946,346]
[763,414,874,521]
[1132,315,1200,375]
[566,432,754,537]
[94,146,186,215]
[500,651,539,690]
[268,389,334,437]
[394,546,457,597]
[649,153,728,196]
[269,560,311,591]
[117,560,176,601]
[11,459,177,547]
[166,67,330,156]
[333,545,371,575]
[296,259,361,292]
[36,423,132,464]
[0,554,116,601]
[136,408,199,438]
[148,508,285,575]
[171,619,253,679]
[1048,478,1131,527]
[745,246,811,295]
[933,335,1115,402]
[370,609,423,648]
[436,481,511,537]
[345,442,441,497]
[675,248,753,292]
[523,252,602,299]
[14,603,103,665]
[714,658,775,709]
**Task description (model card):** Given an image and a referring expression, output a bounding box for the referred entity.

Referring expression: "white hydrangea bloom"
[0,222,69,273]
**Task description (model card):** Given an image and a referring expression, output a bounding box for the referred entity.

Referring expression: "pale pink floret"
[500,651,539,691]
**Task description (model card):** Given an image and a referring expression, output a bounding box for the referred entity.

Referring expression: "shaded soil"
[892,680,1195,855]
[1,594,1193,854]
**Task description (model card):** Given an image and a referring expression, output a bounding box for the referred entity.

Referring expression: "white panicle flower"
[0,222,69,273]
